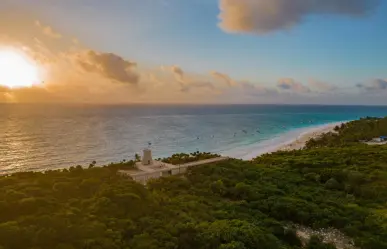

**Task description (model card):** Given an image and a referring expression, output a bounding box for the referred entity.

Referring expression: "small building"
[372,137,383,142]
[119,149,180,184]
[118,149,228,184]
[135,149,171,170]
[370,136,387,143]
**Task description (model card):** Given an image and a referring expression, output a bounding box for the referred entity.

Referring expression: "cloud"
[3,3,385,105]
[0,85,10,92]
[169,65,217,92]
[222,81,278,104]
[35,21,62,39]
[26,38,58,65]
[308,79,338,91]
[357,79,387,91]
[148,73,164,87]
[170,65,185,83]
[218,0,379,35]
[74,50,140,84]
[0,4,221,103]
[277,78,310,93]
[240,82,278,96]
[181,81,215,92]
[7,86,61,103]
[210,71,236,86]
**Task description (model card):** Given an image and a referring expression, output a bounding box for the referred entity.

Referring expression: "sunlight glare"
[0,49,40,88]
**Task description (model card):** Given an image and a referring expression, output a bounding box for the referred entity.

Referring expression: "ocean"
[1,104,387,175]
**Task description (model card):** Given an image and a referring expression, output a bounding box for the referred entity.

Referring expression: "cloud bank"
[0,2,384,105]
[218,0,379,34]
[75,50,140,84]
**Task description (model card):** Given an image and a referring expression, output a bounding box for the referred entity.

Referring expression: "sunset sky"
[0,0,386,105]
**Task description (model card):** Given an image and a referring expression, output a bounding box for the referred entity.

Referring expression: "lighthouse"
[142,148,153,165]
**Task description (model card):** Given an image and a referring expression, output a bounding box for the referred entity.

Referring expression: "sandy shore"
[229,121,350,160]
[274,122,345,152]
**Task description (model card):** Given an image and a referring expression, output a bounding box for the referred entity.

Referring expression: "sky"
[0,0,386,105]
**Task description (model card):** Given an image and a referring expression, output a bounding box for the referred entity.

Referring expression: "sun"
[0,49,40,88]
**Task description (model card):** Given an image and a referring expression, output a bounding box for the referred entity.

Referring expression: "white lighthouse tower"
[142,148,153,165]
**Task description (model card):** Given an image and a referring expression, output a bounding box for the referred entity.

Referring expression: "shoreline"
[225,121,349,160]
[274,122,344,152]
[0,119,351,176]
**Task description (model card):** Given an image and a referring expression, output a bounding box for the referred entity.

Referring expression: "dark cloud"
[218,0,379,35]
[357,79,387,91]
[210,71,236,86]
[76,50,140,84]
[277,78,310,93]
[171,65,184,76]
[171,65,184,83]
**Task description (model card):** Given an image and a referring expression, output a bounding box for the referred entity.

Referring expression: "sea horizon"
[1,104,387,175]
[2,103,387,107]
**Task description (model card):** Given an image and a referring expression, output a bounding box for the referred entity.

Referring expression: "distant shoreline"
[275,122,347,152]
[229,121,350,160]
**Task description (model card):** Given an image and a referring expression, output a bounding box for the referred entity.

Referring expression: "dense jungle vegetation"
[0,118,387,249]
[160,151,220,165]
[306,116,387,148]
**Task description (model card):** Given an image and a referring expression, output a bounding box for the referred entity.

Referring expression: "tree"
[325,178,340,190]
[134,154,141,162]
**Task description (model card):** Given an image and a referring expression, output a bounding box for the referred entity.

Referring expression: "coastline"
[274,122,345,152]
[225,121,349,160]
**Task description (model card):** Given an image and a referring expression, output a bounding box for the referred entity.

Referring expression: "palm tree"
[134,153,141,162]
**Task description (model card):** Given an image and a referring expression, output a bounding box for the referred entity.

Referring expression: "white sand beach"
[275,122,344,152]
[226,121,348,160]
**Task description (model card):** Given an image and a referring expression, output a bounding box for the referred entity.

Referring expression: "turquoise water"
[1,104,387,174]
